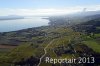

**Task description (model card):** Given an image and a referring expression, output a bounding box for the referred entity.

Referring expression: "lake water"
[0,17,49,32]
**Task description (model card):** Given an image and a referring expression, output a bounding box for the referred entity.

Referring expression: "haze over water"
[0,17,49,32]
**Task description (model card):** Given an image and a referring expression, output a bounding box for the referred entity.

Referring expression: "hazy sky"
[0,0,100,8]
[0,0,100,16]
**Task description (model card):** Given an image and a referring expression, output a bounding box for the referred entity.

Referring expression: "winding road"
[37,40,54,66]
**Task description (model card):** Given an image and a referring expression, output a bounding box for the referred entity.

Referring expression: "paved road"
[37,40,54,66]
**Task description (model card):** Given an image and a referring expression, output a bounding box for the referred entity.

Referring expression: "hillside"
[0,12,100,66]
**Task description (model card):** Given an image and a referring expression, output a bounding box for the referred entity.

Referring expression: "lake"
[0,17,49,32]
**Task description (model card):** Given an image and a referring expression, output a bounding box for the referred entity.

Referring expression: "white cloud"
[0,5,100,16]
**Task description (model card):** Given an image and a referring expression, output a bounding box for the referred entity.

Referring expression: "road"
[37,40,54,66]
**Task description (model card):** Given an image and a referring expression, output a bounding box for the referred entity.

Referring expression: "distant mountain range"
[0,15,24,20]
[49,10,100,26]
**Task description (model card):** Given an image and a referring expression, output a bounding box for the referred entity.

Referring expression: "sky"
[0,0,100,16]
